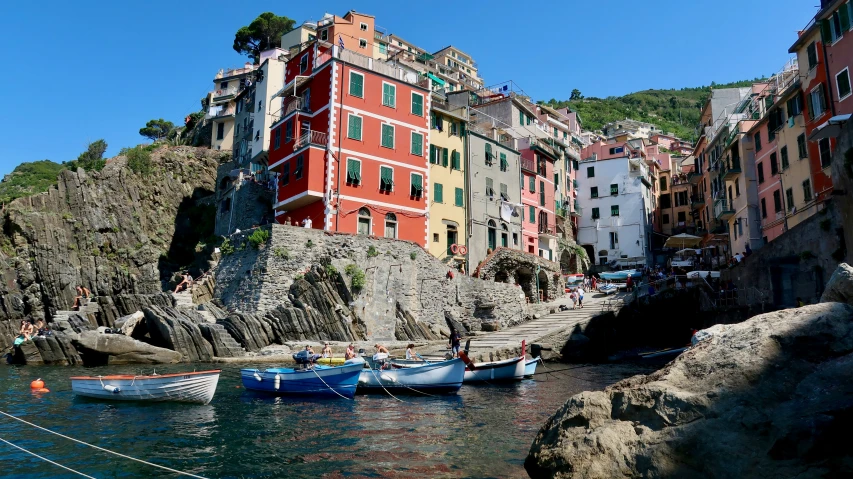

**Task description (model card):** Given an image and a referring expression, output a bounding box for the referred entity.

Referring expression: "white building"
[576,155,655,269]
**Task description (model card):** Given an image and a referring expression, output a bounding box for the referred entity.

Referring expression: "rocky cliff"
[525,264,853,479]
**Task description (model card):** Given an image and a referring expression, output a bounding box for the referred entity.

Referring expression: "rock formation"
[72,331,182,365]
[526,263,853,479]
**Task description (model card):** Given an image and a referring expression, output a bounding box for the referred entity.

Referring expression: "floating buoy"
[31,388,50,393]
[253,372,262,382]
[379,373,397,383]
[274,374,281,391]
[102,385,121,394]
[30,379,45,390]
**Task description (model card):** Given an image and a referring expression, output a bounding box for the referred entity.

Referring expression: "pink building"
[519,138,558,259]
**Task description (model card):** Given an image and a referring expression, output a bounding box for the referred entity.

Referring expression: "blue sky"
[0,0,816,176]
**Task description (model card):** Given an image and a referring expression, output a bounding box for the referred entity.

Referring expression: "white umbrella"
[676,248,699,255]
[664,233,702,249]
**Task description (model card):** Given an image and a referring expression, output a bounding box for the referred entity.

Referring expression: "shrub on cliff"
[248,228,270,248]
[124,146,153,175]
[0,160,65,204]
[345,264,365,291]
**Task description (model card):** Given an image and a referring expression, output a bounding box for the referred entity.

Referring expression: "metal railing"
[714,198,733,219]
[521,157,536,173]
[206,106,235,119]
[212,87,239,99]
[538,223,556,236]
[295,130,328,149]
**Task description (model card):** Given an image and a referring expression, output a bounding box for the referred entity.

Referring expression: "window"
[780,146,789,170]
[821,8,846,44]
[797,133,808,158]
[660,193,671,209]
[757,162,765,184]
[429,145,440,165]
[587,166,594,178]
[359,39,367,49]
[452,150,461,170]
[501,224,508,248]
[591,187,598,198]
[380,166,393,192]
[381,124,394,149]
[513,233,518,246]
[528,206,535,223]
[299,54,308,74]
[345,158,362,185]
[411,92,424,116]
[281,163,290,186]
[659,176,667,191]
[294,156,304,179]
[609,232,618,249]
[677,211,686,223]
[441,148,449,167]
[819,137,832,168]
[349,72,364,98]
[499,153,508,172]
[360,22,368,31]
[662,214,670,224]
[410,173,423,197]
[433,233,439,243]
[611,205,620,216]
[434,183,443,203]
[761,198,767,218]
[450,122,458,136]
[808,84,828,119]
[528,176,535,192]
[484,143,493,165]
[347,115,362,140]
[773,189,782,213]
[411,132,423,156]
[220,81,228,89]
[735,178,740,197]
[380,83,396,108]
[487,220,496,251]
[216,122,225,140]
[770,152,779,175]
[754,132,762,152]
[320,29,328,41]
[610,184,618,196]
[485,177,494,197]
[519,110,524,126]
[384,213,397,239]
[499,183,508,201]
[285,120,293,143]
[786,188,795,211]
[554,173,559,190]
[608,146,624,155]
[274,127,281,149]
[787,92,804,117]
[539,181,545,206]
[591,207,600,220]
[455,187,464,207]
[807,42,818,70]
[837,68,852,101]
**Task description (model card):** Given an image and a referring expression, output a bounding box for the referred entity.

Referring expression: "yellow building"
[428,92,468,266]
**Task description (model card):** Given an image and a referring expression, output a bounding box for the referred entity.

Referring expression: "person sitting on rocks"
[321,342,332,358]
[20,320,34,341]
[174,273,192,294]
[72,285,84,310]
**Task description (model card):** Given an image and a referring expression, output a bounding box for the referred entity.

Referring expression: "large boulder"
[143,306,214,362]
[821,262,853,306]
[526,302,853,478]
[72,331,182,365]
[114,311,145,336]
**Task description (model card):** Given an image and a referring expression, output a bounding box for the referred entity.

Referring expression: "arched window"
[487,220,496,251]
[500,223,509,248]
[219,177,230,190]
[385,213,398,239]
[446,225,458,256]
[357,207,371,235]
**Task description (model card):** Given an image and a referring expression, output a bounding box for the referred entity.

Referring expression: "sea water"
[0,362,653,478]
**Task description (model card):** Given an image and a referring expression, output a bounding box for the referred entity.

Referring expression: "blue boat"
[241,356,366,399]
[599,269,643,281]
[359,358,466,394]
[524,357,541,377]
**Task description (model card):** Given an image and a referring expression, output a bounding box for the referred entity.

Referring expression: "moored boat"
[70,370,221,405]
[598,283,619,295]
[599,269,642,281]
[241,357,365,398]
[524,357,541,377]
[358,358,465,394]
[459,341,526,383]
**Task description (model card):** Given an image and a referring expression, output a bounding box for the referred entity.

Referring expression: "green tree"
[139,119,175,142]
[0,160,65,204]
[69,139,108,171]
[570,89,584,100]
[233,12,296,62]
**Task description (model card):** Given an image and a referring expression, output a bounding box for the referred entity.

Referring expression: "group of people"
[72,285,91,310]
[568,286,585,309]
[14,319,49,345]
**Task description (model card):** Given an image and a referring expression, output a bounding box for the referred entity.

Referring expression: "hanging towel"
[788,116,795,128]
[500,201,514,222]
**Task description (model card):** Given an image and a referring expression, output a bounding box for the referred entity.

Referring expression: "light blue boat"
[359,358,466,394]
[599,269,643,281]
[241,357,365,398]
[524,357,541,377]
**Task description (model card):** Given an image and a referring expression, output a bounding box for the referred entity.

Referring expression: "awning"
[808,114,852,142]
[427,73,445,86]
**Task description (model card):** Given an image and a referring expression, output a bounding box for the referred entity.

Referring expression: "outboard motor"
[292,350,315,370]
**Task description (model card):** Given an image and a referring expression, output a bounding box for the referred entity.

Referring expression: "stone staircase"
[203,322,245,357]
[171,291,245,357]
[51,300,100,333]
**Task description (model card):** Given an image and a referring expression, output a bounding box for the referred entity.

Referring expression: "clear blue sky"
[0,0,816,176]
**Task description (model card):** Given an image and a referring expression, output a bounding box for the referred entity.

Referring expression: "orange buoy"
[31,388,50,393]
[30,379,45,390]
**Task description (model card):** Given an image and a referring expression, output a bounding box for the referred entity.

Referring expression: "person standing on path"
[626,275,634,293]
[449,330,461,358]
[577,287,584,309]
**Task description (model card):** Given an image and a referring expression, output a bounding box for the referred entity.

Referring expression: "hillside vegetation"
[0,160,66,204]
[544,79,765,141]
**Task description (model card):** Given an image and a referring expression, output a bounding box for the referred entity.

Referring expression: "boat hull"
[463,356,525,383]
[70,370,220,405]
[524,357,541,377]
[599,270,642,281]
[241,359,364,398]
[358,358,465,394]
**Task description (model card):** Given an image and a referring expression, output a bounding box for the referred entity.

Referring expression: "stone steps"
[207,323,245,356]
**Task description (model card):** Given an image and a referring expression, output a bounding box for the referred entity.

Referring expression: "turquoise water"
[0,362,652,478]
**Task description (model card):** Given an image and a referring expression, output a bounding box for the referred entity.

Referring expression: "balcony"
[691,195,705,208]
[272,97,311,123]
[206,105,235,119]
[688,170,702,185]
[212,87,239,101]
[714,198,735,221]
[521,157,536,173]
[538,223,558,240]
[573,179,579,189]
[529,137,558,160]
[722,157,742,180]
[295,130,328,150]
[571,200,582,217]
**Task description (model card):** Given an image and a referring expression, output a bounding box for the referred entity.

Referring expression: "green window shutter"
[380,166,393,190]
[383,83,396,107]
[529,175,535,192]
[455,187,464,206]
[412,93,424,116]
[526,116,531,125]
[381,124,394,148]
[411,174,423,194]
[460,122,466,136]
[500,183,508,199]
[486,177,493,196]
[347,159,361,182]
[840,5,851,32]
[451,150,460,170]
[611,205,619,216]
[435,183,444,203]
[411,133,423,156]
[430,145,438,164]
[350,73,363,97]
[519,110,524,126]
[554,173,559,188]
[348,115,362,140]
[529,206,535,223]
[485,143,492,164]
[820,19,832,43]
[500,153,508,171]
[442,148,449,167]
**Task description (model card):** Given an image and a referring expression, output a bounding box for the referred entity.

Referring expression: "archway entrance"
[560,249,578,274]
[516,266,535,303]
[494,270,510,283]
[538,270,549,302]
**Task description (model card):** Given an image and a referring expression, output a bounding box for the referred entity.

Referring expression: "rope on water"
[0,435,96,479]
[368,368,404,402]
[0,410,209,479]
[310,368,352,400]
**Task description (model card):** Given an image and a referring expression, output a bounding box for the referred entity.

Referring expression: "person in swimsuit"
[405,344,422,361]
[345,344,357,360]
[321,342,332,358]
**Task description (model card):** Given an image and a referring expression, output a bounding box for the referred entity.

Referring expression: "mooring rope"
[0,410,209,478]
[368,367,404,402]
[310,368,352,400]
[0,435,96,479]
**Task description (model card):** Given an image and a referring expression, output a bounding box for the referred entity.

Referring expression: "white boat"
[70,370,220,405]
[524,357,541,377]
[459,340,527,383]
[358,358,466,394]
[598,283,619,295]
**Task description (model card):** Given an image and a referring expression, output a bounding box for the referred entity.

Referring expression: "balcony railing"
[688,170,702,184]
[295,130,328,149]
[538,223,556,237]
[521,157,536,173]
[212,87,239,99]
[714,198,734,220]
[691,195,705,207]
[722,157,742,180]
[206,106,235,119]
[671,175,691,186]
[571,200,582,217]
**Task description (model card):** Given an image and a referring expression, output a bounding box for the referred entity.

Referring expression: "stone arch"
[494,270,510,283]
[560,249,578,274]
[538,270,549,302]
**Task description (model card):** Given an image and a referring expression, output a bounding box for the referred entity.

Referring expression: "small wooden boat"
[70,370,221,405]
[459,341,526,383]
[241,357,365,398]
[358,358,465,394]
[524,357,542,377]
[599,270,642,281]
[598,283,619,295]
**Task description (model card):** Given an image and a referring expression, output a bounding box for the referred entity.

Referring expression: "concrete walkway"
[463,291,629,355]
